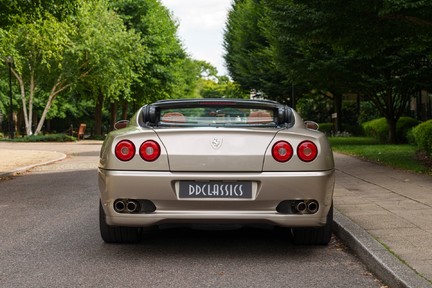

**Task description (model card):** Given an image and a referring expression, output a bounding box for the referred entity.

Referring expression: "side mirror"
[305,121,319,131]
[114,120,129,130]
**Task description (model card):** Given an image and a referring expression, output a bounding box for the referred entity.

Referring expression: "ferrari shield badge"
[211,137,223,150]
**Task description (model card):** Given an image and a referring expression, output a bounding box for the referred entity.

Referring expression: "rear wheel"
[292,204,333,245]
[99,202,141,243]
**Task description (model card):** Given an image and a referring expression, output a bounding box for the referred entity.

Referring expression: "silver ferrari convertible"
[98,98,335,244]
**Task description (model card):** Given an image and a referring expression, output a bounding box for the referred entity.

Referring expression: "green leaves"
[224,0,286,101]
[1,0,197,135]
[111,0,195,102]
[224,0,432,142]
[2,0,233,136]
[73,0,142,101]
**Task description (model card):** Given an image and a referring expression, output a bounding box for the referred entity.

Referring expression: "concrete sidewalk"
[0,142,431,287]
[333,153,432,287]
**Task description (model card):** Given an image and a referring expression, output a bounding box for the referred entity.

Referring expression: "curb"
[0,153,67,177]
[333,209,431,288]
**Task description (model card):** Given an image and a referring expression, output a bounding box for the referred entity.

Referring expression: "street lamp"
[5,56,14,139]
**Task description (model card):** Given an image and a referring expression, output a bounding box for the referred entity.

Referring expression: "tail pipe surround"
[276,199,320,215]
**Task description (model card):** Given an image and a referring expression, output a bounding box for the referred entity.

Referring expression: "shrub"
[406,129,416,145]
[397,117,419,143]
[412,120,432,156]
[362,118,388,142]
[362,117,419,143]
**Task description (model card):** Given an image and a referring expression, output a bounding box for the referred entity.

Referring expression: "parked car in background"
[98,98,335,244]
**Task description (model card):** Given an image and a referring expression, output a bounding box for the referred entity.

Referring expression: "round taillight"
[297,141,318,162]
[272,141,293,162]
[115,140,136,161]
[140,140,160,162]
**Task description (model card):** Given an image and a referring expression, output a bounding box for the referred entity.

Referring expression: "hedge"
[0,133,76,142]
[412,120,432,156]
[362,117,419,143]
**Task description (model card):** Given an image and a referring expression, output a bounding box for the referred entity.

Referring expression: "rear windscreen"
[158,106,276,127]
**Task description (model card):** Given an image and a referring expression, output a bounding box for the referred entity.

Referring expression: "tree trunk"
[122,102,128,120]
[34,79,71,135]
[28,69,35,135]
[386,117,398,144]
[94,90,104,136]
[384,87,398,144]
[13,112,18,136]
[12,69,31,135]
[34,94,54,135]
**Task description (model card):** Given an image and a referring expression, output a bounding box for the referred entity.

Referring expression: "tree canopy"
[1,0,237,136]
[224,0,289,104]
[224,0,432,142]
[0,2,77,135]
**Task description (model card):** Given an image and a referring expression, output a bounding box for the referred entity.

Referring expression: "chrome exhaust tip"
[295,201,307,213]
[307,200,319,214]
[114,200,126,213]
[126,200,139,213]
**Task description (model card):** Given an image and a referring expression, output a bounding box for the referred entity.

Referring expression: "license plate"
[179,181,252,199]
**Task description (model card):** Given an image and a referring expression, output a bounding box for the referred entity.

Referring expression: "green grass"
[329,137,432,175]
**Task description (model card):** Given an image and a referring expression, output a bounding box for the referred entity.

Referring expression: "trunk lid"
[155,128,279,172]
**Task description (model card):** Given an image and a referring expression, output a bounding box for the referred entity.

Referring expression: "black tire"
[291,204,333,245]
[99,202,141,243]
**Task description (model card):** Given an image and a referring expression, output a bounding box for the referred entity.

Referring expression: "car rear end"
[98,99,334,244]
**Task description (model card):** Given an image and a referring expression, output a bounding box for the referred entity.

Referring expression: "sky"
[160,0,233,76]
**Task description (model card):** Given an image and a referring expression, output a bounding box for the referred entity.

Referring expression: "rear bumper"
[98,169,335,227]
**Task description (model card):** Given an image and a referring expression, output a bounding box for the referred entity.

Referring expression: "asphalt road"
[0,149,384,288]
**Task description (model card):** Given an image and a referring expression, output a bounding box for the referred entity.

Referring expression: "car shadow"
[101,225,336,260]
